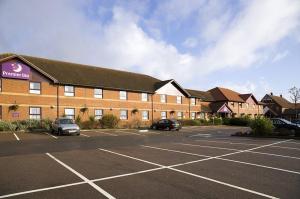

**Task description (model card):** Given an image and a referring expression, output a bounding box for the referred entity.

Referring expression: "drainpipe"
[188,98,191,119]
[56,84,59,118]
[151,94,154,124]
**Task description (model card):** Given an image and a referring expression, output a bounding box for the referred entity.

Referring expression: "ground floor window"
[177,112,183,119]
[120,110,128,120]
[95,109,103,120]
[161,111,167,119]
[191,112,196,119]
[64,108,75,119]
[142,111,149,120]
[29,107,41,120]
[199,112,205,119]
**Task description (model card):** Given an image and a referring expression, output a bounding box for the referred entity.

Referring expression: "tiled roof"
[186,89,215,101]
[0,53,161,93]
[208,87,245,102]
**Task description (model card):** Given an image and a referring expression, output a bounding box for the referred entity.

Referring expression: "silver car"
[51,118,80,136]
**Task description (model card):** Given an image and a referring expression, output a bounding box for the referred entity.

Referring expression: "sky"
[0,0,299,100]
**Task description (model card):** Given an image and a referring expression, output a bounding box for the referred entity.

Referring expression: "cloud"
[0,0,299,86]
[182,37,198,48]
[272,50,289,62]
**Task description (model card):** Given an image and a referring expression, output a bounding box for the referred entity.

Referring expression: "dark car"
[292,119,300,125]
[150,119,182,131]
[271,118,300,136]
[51,118,80,136]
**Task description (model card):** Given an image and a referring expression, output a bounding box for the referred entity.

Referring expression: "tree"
[289,86,300,119]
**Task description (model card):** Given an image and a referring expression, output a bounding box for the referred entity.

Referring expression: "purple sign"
[218,104,231,113]
[1,61,30,80]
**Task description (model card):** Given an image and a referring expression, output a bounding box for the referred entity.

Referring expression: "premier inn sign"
[1,61,30,80]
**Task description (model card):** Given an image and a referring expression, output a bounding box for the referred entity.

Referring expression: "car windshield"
[59,119,74,124]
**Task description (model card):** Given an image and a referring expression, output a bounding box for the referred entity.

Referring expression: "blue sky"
[0,0,299,99]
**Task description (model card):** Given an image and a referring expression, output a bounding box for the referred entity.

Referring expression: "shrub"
[100,114,119,129]
[225,117,252,126]
[250,117,274,136]
[41,118,53,131]
[0,120,17,131]
[210,117,223,125]
[75,115,82,128]
[179,119,200,126]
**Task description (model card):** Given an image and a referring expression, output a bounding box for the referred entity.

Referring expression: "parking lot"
[0,126,299,199]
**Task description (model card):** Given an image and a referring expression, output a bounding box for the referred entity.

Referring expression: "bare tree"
[289,86,300,119]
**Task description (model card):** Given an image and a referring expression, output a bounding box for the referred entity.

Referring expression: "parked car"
[150,119,182,131]
[271,118,300,136]
[51,118,80,136]
[292,119,300,125]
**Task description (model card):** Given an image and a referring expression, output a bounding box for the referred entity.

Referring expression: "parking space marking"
[177,143,241,151]
[118,131,145,136]
[0,181,85,199]
[189,133,212,138]
[46,153,115,199]
[98,148,279,199]
[286,141,300,145]
[44,132,58,139]
[96,131,118,136]
[248,151,300,160]
[142,145,300,175]
[13,133,20,141]
[195,139,300,151]
[80,133,90,137]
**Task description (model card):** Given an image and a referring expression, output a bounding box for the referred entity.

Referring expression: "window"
[64,86,74,96]
[246,103,249,108]
[142,111,149,120]
[64,108,75,119]
[120,91,127,100]
[95,109,103,119]
[191,98,196,105]
[29,82,41,94]
[177,112,183,119]
[231,102,234,107]
[120,110,128,120]
[253,104,256,109]
[160,94,166,103]
[191,112,196,119]
[141,93,148,101]
[161,111,167,119]
[176,96,182,104]
[239,103,242,108]
[29,107,41,120]
[94,89,103,98]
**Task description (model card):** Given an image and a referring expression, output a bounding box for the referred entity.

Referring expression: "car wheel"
[152,125,157,130]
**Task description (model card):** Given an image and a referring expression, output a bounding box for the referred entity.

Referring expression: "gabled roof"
[263,94,294,108]
[208,87,244,102]
[239,93,259,104]
[155,79,190,97]
[186,89,215,101]
[0,53,162,93]
[209,102,232,113]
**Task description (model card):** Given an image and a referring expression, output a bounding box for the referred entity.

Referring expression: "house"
[261,93,300,120]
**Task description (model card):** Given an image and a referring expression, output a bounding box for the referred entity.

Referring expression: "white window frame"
[29,82,41,94]
[160,94,166,103]
[120,91,127,100]
[191,98,196,106]
[29,107,41,120]
[177,112,183,119]
[176,96,182,104]
[95,109,103,120]
[141,93,148,102]
[142,111,149,120]
[94,88,103,99]
[120,110,128,120]
[64,86,74,97]
[191,112,196,119]
[64,108,75,119]
[161,111,167,119]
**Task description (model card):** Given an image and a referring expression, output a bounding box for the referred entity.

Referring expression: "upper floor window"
[177,96,182,104]
[64,108,75,119]
[64,86,74,96]
[120,110,128,120]
[246,103,249,108]
[142,111,149,120]
[29,107,41,120]
[231,102,234,107]
[95,109,103,120]
[94,88,103,98]
[29,82,41,94]
[191,98,196,105]
[141,93,148,101]
[120,91,127,100]
[160,94,166,103]
[239,103,242,108]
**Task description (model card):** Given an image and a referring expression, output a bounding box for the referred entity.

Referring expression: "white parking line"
[46,153,115,199]
[44,132,58,139]
[177,143,241,151]
[80,133,90,137]
[142,145,300,175]
[286,141,300,145]
[195,139,300,150]
[13,133,20,141]
[247,151,300,160]
[119,131,144,136]
[98,148,279,199]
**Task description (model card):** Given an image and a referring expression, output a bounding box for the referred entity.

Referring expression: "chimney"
[280,94,282,98]
[270,92,273,96]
